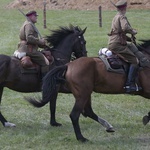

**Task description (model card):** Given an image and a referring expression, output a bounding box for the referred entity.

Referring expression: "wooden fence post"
[43,0,47,29]
[99,6,102,27]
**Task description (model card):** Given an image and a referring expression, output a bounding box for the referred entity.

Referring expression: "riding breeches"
[108,42,139,65]
[27,51,49,73]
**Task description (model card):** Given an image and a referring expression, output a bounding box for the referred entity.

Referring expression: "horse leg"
[70,100,88,142]
[142,111,150,125]
[82,98,115,132]
[0,86,16,127]
[0,112,7,126]
[50,89,62,126]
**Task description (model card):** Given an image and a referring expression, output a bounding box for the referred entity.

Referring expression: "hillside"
[7,0,150,10]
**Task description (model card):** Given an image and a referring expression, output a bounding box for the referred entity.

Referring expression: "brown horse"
[26,40,150,142]
[0,25,87,127]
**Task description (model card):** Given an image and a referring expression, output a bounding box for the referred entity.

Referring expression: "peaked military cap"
[115,0,127,8]
[26,10,38,17]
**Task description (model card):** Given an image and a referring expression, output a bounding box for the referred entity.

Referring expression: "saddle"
[99,48,126,74]
[15,50,54,74]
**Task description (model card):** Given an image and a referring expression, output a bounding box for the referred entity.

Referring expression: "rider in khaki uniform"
[108,0,141,93]
[18,10,49,78]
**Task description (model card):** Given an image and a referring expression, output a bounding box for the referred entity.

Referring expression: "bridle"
[73,32,87,58]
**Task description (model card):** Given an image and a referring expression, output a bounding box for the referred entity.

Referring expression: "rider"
[108,0,141,93]
[17,10,49,78]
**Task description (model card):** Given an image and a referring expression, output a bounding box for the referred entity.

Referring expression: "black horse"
[0,25,87,127]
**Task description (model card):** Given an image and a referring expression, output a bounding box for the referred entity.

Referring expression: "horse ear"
[73,26,79,34]
[79,27,87,35]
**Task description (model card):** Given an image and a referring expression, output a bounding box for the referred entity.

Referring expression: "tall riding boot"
[125,64,142,93]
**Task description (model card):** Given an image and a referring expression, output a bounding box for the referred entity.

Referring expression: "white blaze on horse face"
[98,117,113,130]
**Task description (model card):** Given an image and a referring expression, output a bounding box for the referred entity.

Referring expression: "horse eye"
[78,36,81,39]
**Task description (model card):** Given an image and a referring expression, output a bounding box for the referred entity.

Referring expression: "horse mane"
[137,39,150,51]
[45,24,82,48]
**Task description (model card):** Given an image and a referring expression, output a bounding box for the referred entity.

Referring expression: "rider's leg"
[129,43,150,67]
[27,51,49,79]
[125,63,142,93]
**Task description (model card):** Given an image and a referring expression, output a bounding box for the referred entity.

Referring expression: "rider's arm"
[120,15,137,35]
[24,23,45,47]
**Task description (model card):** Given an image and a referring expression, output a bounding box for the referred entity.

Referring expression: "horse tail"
[42,65,67,103]
[25,65,67,107]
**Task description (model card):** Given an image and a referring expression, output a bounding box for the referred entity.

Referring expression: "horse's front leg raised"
[82,97,114,132]
[50,89,62,126]
[83,110,114,132]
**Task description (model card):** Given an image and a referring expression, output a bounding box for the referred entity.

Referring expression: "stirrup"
[124,83,142,93]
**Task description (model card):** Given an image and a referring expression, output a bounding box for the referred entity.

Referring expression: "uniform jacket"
[18,20,44,53]
[108,11,135,45]
[108,11,139,64]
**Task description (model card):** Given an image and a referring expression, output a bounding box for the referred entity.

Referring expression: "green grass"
[0,1,150,149]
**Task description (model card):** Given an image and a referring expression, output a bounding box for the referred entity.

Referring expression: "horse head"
[72,26,87,58]
[45,25,87,65]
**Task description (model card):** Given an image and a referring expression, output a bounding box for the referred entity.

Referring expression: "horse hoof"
[106,127,115,132]
[4,122,16,127]
[51,122,62,127]
[142,115,149,125]
[78,138,89,142]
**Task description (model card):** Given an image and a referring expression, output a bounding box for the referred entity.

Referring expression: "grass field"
[0,0,150,150]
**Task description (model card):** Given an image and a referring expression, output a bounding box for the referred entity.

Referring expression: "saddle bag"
[107,55,123,69]
[21,56,36,68]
